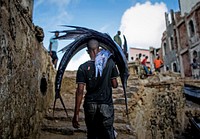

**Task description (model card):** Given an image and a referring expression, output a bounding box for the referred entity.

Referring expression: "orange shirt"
[154,59,163,69]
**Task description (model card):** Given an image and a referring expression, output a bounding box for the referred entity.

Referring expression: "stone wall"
[0,1,55,139]
[128,72,186,139]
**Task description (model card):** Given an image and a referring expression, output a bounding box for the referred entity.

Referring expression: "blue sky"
[33,0,179,70]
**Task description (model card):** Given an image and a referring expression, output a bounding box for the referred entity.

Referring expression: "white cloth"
[95,49,112,77]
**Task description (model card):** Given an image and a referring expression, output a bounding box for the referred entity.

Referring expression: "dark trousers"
[49,51,58,63]
[155,68,161,72]
[84,103,116,139]
[143,65,152,74]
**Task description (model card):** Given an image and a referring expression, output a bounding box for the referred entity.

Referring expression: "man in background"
[49,31,59,68]
[113,31,122,48]
[154,55,164,72]
[141,56,152,75]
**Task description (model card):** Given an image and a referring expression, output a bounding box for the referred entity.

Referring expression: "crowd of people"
[134,53,164,77]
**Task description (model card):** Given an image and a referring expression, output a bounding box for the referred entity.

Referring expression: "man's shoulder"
[106,57,116,68]
[50,35,57,41]
[79,60,94,69]
[50,35,55,39]
[107,57,114,63]
[114,35,118,38]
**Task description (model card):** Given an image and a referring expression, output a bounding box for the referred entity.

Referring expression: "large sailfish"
[52,26,129,118]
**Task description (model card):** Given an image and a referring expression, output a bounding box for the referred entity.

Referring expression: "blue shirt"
[49,35,58,52]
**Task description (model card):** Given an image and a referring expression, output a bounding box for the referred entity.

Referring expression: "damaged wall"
[128,73,186,139]
[0,1,55,139]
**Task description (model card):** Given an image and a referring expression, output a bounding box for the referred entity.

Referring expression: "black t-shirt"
[76,58,119,104]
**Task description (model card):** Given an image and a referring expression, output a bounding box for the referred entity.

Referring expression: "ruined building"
[161,0,200,78]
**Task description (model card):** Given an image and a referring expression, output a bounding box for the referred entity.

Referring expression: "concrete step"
[41,104,135,137]
[41,119,87,135]
[48,104,128,114]
[113,98,132,105]
[114,123,135,135]
[46,106,129,123]
[44,112,129,124]
[39,130,136,139]
[41,118,134,137]
[39,131,87,139]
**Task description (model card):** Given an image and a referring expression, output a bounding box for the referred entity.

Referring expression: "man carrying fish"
[72,39,119,139]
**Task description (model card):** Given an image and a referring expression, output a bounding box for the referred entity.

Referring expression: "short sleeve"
[50,37,54,43]
[76,65,86,84]
[111,60,119,79]
[50,36,57,44]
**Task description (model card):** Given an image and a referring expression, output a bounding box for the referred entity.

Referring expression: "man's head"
[87,39,99,51]
[117,31,121,35]
[138,53,142,58]
[87,39,99,58]
[55,31,59,37]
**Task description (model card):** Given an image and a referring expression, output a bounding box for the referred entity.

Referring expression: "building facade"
[161,0,200,78]
[161,10,180,73]
[179,0,200,16]
[176,1,200,78]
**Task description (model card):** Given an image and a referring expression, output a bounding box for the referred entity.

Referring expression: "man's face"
[55,32,59,37]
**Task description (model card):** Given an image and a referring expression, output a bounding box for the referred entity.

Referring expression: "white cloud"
[66,50,90,71]
[120,1,168,49]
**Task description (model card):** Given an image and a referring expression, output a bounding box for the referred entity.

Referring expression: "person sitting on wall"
[141,56,152,75]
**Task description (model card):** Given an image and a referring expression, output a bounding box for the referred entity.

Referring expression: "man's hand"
[72,115,80,128]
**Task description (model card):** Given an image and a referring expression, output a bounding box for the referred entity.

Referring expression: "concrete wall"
[129,73,185,139]
[181,51,192,77]
[0,1,55,138]
[178,23,188,50]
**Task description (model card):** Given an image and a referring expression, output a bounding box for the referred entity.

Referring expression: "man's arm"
[160,60,164,65]
[110,60,119,88]
[49,42,52,56]
[72,83,84,128]
[111,78,118,88]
